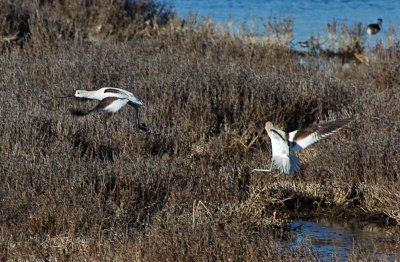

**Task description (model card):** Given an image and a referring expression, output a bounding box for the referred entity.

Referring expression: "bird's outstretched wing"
[70,97,129,116]
[268,129,289,174]
[98,97,129,113]
[104,87,144,106]
[288,119,352,151]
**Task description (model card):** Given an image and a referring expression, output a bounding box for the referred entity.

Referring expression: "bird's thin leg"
[135,107,149,132]
[135,107,141,129]
[252,161,274,173]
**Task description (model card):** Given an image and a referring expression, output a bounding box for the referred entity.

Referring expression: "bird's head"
[378,18,383,25]
[264,121,274,133]
[256,121,274,134]
[74,90,85,98]
[74,90,91,100]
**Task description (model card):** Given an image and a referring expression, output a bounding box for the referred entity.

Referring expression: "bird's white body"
[269,129,301,174]
[253,119,351,175]
[71,87,148,131]
[74,87,143,108]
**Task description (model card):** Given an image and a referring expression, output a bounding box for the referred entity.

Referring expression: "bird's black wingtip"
[69,108,88,116]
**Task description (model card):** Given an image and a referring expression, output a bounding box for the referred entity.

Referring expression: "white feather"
[103,87,143,106]
[289,130,321,151]
[103,98,129,113]
[270,130,293,174]
[289,128,342,151]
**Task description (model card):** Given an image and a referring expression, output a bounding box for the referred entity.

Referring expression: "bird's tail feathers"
[289,153,301,175]
[272,155,290,174]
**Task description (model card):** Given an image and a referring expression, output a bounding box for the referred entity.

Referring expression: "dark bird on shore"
[367,18,382,35]
[60,87,149,132]
[252,119,352,175]
[298,40,310,48]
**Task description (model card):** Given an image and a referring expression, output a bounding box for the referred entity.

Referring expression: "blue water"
[171,0,400,43]
[287,219,399,260]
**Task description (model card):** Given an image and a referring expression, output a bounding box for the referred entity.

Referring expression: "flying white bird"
[62,87,148,131]
[253,119,352,175]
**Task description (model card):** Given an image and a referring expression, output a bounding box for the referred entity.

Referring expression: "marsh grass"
[0,0,399,260]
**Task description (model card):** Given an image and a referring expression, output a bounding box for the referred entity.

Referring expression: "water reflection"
[287,218,399,260]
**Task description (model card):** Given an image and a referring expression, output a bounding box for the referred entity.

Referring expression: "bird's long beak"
[259,126,267,134]
[258,129,267,138]
[256,121,266,135]
[56,94,75,98]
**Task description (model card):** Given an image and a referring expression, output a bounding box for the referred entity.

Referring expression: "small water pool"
[285,218,399,260]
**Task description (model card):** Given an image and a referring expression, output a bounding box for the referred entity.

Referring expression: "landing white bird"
[253,119,352,175]
[62,87,148,131]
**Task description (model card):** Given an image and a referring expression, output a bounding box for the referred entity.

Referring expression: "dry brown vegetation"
[0,0,399,260]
